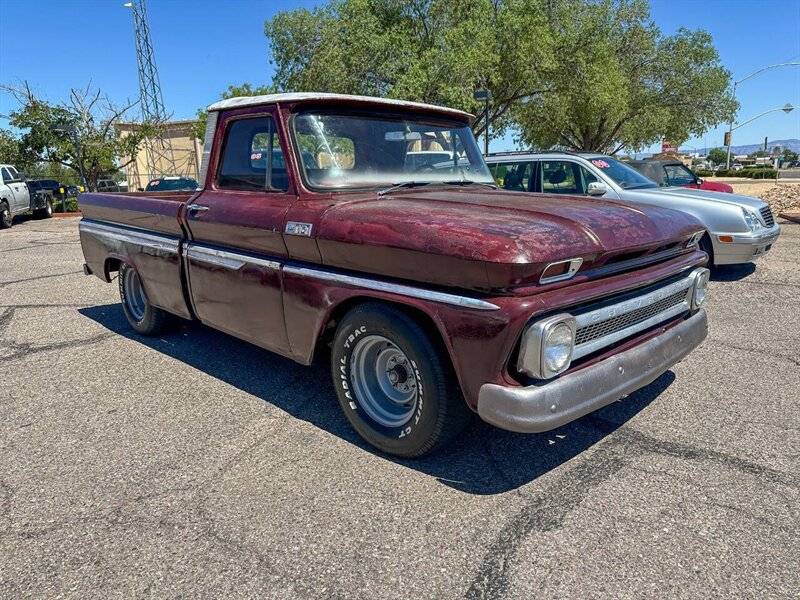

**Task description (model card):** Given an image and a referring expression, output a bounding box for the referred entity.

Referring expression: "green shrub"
[53,197,79,212]
[695,169,713,177]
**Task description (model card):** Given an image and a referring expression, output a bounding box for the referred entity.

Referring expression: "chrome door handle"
[186,204,209,213]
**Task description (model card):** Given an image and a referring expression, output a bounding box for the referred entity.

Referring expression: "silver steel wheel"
[1,206,11,228]
[122,267,147,322]
[350,334,418,428]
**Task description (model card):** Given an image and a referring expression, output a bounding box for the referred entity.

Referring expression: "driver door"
[1,167,29,213]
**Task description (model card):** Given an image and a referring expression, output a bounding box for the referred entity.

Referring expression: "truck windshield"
[291,111,494,190]
[589,157,658,190]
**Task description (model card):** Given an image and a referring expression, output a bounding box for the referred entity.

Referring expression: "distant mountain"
[689,139,800,156]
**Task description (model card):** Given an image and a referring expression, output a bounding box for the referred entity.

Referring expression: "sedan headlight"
[691,267,710,309]
[517,314,576,379]
[742,207,763,232]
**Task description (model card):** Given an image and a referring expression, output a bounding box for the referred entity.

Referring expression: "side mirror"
[19,174,27,182]
[695,178,704,185]
[137,187,144,192]
[586,181,608,196]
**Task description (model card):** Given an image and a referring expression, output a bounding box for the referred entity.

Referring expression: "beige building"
[117,120,202,190]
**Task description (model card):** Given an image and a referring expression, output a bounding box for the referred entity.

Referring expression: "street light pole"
[473,89,491,155]
[725,61,800,169]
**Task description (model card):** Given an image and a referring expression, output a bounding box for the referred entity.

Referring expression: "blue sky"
[1,0,798,154]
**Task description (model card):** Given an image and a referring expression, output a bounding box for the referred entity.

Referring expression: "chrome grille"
[575,290,687,345]
[760,206,774,227]
[571,274,694,360]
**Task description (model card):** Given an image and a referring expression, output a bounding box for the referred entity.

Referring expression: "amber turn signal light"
[717,235,734,243]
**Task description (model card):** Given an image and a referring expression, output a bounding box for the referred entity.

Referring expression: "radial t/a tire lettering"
[331,302,471,457]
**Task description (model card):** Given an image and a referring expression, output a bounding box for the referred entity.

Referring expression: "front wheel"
[331,303,471,457]
[699,232,715,268]
[118,263,171,335]
[0,203,12,229]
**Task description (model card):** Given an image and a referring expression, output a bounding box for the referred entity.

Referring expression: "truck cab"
[1,164,54,228]
[78,93,710,457]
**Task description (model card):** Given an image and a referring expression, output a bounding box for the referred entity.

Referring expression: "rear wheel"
[118,263,170,335]
[35,198,53,219]
[331,303,471,457]
[0,202,11,229]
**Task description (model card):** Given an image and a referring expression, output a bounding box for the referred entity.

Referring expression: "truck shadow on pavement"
[710,263,756,281]
[80,304,674,496]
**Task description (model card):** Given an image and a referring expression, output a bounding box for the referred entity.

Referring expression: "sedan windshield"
[588,157,658,190]
[291,111,494,190]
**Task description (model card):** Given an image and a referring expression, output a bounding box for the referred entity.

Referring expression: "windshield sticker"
[251,152,263,160]
[150,180,159,186]
[591,159,610,169]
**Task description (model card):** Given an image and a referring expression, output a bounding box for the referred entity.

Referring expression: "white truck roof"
[207,92,472,120]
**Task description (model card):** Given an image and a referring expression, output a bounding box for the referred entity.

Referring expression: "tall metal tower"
[125,0,176,177]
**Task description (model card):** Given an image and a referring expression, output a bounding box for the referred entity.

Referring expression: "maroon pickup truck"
[79,93,710,457]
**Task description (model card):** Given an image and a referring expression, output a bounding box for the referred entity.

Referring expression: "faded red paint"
[78,95,708,410]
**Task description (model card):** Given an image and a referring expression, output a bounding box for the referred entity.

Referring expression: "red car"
[629,159,733,193]
[77,93,709,456]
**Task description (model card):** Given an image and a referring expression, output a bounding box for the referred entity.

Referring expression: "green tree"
[193,83,276,140]
[781,147,798,162]
[265,0,555,142]
[706,147,728,165]
[749,149,768,158]
[512,0,736,153]
[2,82,155,190]
[0,129,25,167]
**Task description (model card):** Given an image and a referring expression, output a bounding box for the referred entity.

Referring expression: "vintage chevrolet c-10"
[78,93,710,456]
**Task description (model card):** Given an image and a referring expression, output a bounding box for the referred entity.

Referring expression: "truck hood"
[315,187,702,291]
[635,186,767,211]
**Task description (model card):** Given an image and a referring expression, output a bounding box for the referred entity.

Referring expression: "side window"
[541,161,581,194]
[580,166,599,192]
[218,116,288,192]
[492,162,532,191]
[664,164,696,186]
[1,168,12,183]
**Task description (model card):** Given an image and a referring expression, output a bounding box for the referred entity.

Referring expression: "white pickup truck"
[0,164,54,228]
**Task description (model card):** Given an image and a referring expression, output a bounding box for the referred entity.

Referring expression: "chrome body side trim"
[570,271,696,360]
[185,243,281,271]
[283,265,500,311]
[79,220,179,254]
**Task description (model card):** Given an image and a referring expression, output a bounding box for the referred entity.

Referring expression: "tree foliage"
[2,82,155,190]
[264,0,735,153]
[706,147,728,165]
[513,0,736,152]
[265,0,554,141]
[193,83,276,140]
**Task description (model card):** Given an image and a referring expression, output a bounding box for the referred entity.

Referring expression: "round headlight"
[543,322,575,374]
[693,268,710,309]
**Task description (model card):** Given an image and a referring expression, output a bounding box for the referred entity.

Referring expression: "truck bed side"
[79,191,194,319]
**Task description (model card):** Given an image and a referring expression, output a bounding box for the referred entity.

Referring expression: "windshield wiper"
[377,181,431,196]
[442,180,498,190]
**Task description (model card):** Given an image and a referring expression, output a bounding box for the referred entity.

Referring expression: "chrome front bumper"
[712,224,781,265]
[477,309,708,433]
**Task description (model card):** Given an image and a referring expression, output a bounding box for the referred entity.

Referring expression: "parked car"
[96,179,121,192]
[485,152,780,267]
[144,176,199,192]
[627,159,734,193]
[78,93,709,457]
[0,164,54,228]
[731,163,744,171]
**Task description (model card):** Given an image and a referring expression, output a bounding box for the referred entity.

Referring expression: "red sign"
[661,140,679,154]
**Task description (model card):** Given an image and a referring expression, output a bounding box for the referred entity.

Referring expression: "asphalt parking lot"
[1,216,798,599]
